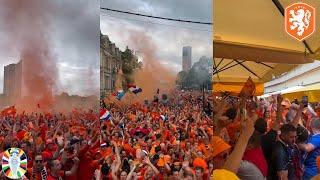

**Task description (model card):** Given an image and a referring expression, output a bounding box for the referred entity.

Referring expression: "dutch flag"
[113,90,125,100]
[128,85,142,94]
[100,109,111,121]
[160,115,167,121]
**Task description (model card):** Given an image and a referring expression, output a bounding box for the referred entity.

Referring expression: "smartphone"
[302,96,308,107]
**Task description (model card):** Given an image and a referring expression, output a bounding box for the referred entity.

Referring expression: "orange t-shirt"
[77,159,100,180]
[47,171,65,180]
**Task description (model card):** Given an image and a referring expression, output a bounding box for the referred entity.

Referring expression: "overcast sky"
[100,0,212,72]
[0,0,99,96]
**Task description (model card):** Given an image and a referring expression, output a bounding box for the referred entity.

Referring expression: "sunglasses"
[35,160,43,163]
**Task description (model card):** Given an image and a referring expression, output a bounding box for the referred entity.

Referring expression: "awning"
[213,0,320,95]
[213,81,264,96]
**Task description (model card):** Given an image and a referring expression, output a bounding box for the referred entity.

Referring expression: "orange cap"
[211,136,231,157]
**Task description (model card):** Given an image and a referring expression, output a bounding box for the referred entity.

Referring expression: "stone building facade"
[100,33,122,98]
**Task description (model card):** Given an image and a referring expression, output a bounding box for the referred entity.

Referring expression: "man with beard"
[269,124,298,180]
[26,154,47,180]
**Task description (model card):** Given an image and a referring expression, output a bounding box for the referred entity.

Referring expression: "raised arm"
[223,112,257,173]
[112,141,122,174]
[126,163,137,180]
[65,157,80,176]
[61,143,68,165]
[52,144,63,160]
[298,143,315,153]
[143,156,160,175]
[291,103,304,128]
[272,94,283,131]
[52,122,62,139]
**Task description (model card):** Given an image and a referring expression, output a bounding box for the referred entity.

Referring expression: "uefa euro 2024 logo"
[1,148,27,179]
[285,2,316,41]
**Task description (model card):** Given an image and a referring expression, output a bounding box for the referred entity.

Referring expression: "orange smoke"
[2,0,57,112]
[104,30,176,105]
[127,30,176,101]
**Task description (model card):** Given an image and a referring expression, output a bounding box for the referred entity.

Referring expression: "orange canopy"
[213,82,264,96]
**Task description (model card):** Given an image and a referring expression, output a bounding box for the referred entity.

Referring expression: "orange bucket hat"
[211,136,231,157]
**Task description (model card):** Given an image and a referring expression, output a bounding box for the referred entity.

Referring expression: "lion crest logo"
[285,3,315,41]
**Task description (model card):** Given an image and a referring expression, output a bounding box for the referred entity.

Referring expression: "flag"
[1,106,17,116]
[128,85,142,94]
[160,115,167,121]
[113,90,125,100]
[100,109,111,121]
[239,77,256,98]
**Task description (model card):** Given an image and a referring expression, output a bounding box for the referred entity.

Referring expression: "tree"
[121,47,140,90]
[176,71,188,88]
[175,56,213,90]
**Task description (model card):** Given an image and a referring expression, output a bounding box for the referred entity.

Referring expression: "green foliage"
[121,47,139,89]
[176,56,212,90]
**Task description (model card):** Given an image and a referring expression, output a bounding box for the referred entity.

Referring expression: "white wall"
[265,61,320,93]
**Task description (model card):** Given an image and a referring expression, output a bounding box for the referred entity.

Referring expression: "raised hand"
[213,98,228,114]
[182,161,189,169]
[299,102,305,110]
[241,111,258,139]
[57,136,64,147]
[64,140,70,149]
[143,156,152,165]
[277,94,283,105]
[111,141,118,148]
[73,157,80,164]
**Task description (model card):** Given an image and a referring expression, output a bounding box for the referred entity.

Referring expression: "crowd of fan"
[2,90,320,179]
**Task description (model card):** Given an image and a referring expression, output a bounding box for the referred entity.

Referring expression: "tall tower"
[182,46,192,71]
[3,61,22,99]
